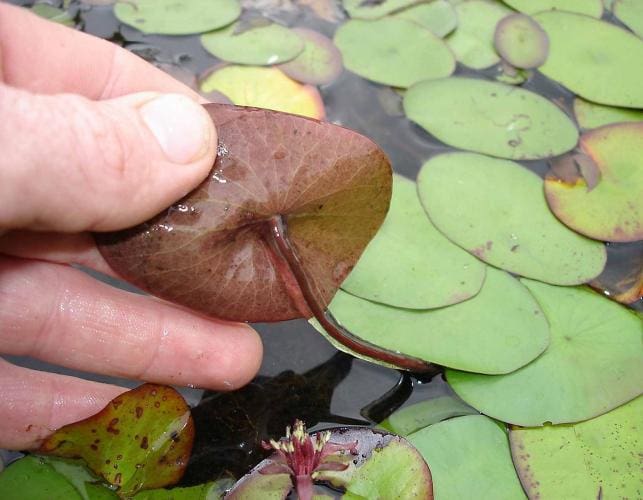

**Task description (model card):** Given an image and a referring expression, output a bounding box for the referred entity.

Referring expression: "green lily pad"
[39,384,194,497]
[510,396,642,499]
[416,152,606,284]
[408,415,526,500]
[502,0,603,17]
[494,14,549,69]
[447,280,643,426]
[341,174,486,309]
[333,18,455,88]
[342,0,422,20]
[277,28,343,85]
[573,97,643,129]
[31,3,75,26]
[404,78,579,160]
[445,0,511,69]
[392,0,457,38]
[545,123,643,242]
[200,22,304,65]
[114,0,241,35]
[614,0,643,38]
[534,11,643,108]
[322,267,550,375]
[379,396,479,436]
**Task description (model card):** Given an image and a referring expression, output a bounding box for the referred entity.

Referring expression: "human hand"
[0,4,262,450]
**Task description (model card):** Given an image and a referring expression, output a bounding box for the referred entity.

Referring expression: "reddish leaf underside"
[39,384,194,496]
[96,104,392,322]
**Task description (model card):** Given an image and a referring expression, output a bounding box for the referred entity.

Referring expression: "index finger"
[0,3,203,100]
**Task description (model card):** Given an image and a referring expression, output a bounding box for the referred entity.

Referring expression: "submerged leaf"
[39,385,194,496]
[97,104,391,323]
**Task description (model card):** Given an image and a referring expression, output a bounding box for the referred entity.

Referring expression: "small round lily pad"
[545,123,643,242]
[200,22,304,65]
[277,28,343,85]
[510,396,642,499]
[392,0,457,38]
[447,280,643,426]
[114,0,241,35]
[408,415,526,500]
[534,11,643,107]
[502,0,603,17]
[333,18,455,88]
[323,267,550,375]
[445,0,512,69]
[494,14,549,69]
[199,65,325,119]
[573,97,643,129]
[404,78,579,160]
[341,174,486,309]
[417,152,606,284]
[613,0,643,38]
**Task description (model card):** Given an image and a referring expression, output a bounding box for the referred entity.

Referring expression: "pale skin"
[0,4,263,450]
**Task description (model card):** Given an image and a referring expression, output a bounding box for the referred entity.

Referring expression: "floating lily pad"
[445,0,511,69]
[392,0,457,38]
[114,0,241,35]
[408,415,526,500]
[510,396,642,499]
[342,0,422,19]
[534,11,643,108]
[447,280,643,426]
[614,0,643,37]
[321,267,550,374]
[573,97,643,129]
[200,22,304,65]
[417,152,606,284]
[379,396,479,436]
[97,104,391,322]
[334,18,455,88]
[494,14,549,69]
[199,65,325,119]
[545,123,643,242]
[277,28,343,85]
[39,384,194,497]
[495,62,529,85]
[502,0,603,17]
[404,78,579,160]
[31,3,75,26]
[341,174,486,309]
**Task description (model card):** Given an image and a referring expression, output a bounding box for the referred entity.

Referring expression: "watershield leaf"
[510,396,642,499]
[416,152,606,284]
[573,98,643,130]
[407,415,526,500]
[39,384,195,497]
[494,14,549,69]
[97,104,392,323]
[545,123,643,242]
[533,11,643,107]
[200,22,304,65]
[404,78,579,160]
[320,267,550,374]
[199,65,325,119]
[341,174,486,309]
[392,0,457,38]
[613,0,643,38]
[333,18,455,88]
[342,0,422,20]
[379,396,479,436]
[445,0,512,69]
[501,0,603,17]
[114,0,241,35]
[447,280,643,426]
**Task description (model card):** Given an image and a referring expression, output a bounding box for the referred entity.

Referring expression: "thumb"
[0,84,217,232]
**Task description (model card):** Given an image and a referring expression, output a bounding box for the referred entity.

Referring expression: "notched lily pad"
[96,104,392,323]
[404,78,579,160]
[39,384,194,497]
[392,0,457,38]
[545,122,643,242]
[573,97,643,130]
[613,0,643,38]
[510,396,642,499]
[114,0,241,35]
[494,14,549,69]
[502,0,603,17]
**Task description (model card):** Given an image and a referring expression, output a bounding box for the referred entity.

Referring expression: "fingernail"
[139,94,213,164]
